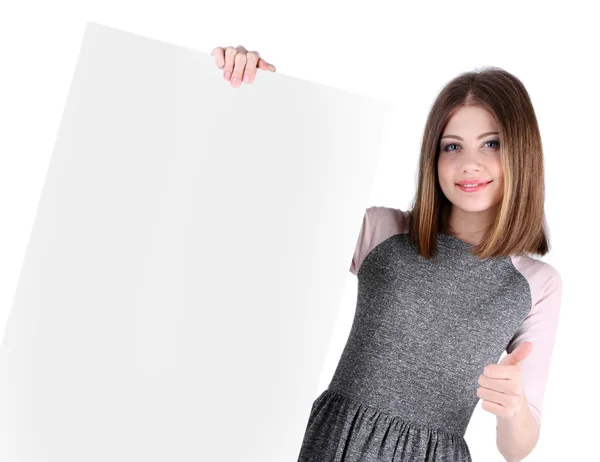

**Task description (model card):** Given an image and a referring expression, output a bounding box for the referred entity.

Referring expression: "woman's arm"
[496,261,563,460]
[496,399,540,461]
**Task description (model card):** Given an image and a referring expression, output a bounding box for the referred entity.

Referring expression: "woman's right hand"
[211,45,276,88]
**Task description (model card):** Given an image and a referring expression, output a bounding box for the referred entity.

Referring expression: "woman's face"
[437,105,504,214]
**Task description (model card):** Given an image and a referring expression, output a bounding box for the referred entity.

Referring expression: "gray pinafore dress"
[297,222,534,461]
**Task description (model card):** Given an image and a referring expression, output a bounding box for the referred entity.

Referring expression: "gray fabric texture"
[297,232,532,462]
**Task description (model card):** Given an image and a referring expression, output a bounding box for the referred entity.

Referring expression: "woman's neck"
[447,205,498,246]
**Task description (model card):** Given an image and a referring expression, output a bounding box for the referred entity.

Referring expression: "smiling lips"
[456,180,492,192]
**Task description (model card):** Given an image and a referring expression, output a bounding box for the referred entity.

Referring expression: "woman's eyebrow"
[440,131,499,141]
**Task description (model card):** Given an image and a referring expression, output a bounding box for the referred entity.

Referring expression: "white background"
[1,1,598,460]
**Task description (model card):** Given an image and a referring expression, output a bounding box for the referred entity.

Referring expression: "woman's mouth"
[456,180,492,192]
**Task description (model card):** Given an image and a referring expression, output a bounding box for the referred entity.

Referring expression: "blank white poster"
[0,22,398,461]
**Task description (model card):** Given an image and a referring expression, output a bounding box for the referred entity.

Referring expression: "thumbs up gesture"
[477,341,532,420]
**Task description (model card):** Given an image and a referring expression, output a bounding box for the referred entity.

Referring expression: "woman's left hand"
[477,341,533,420]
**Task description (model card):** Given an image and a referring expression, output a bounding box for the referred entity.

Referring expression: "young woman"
[211,45,562,462]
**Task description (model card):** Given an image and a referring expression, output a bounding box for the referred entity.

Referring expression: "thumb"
[257,58,276,72]
[500,341,533,365]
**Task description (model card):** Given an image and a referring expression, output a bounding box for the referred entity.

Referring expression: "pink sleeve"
[349,206,410,276]
[507,256,563,430]
[349,208,374,276]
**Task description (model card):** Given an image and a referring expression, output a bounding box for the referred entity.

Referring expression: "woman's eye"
[442,140,500,152]
[443,143,460,152]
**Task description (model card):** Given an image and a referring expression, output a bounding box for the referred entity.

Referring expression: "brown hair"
[408,66,550,260]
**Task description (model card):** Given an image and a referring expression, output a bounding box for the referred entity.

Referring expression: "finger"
[243,51,260,83]
[223,46,238,81]
[211,47,226,69]
[235,46,250,81]
[481,399,506,418]
[478,374,514,394]
[230,51,247,87]
[483,363,520,379]
[257,57,276,72]
[477,387,510,407]
[510,341,533,363]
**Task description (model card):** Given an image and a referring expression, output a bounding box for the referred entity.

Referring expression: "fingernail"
[243,74,250,83]
[231,77,240,87]
[224,71,231,80]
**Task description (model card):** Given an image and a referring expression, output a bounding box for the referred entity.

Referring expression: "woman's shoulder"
[509,254,562,308]
[364,206,411,236]
[350,206,411,276]
[510,253,561,283]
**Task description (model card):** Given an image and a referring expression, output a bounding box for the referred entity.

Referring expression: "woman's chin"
[452,200,499,214]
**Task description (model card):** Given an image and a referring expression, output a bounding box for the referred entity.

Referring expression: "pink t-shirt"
[347,206,562,430]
